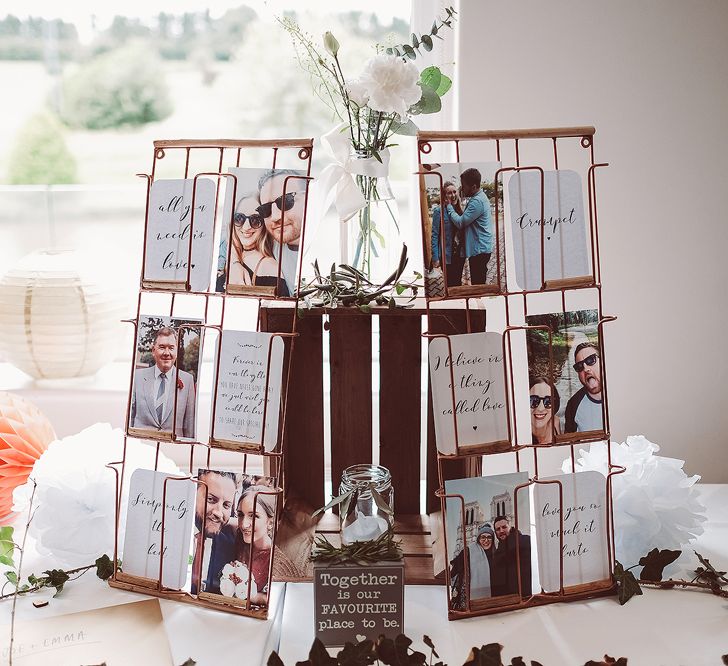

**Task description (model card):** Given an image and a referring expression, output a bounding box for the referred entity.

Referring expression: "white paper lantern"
[0,249,125,379]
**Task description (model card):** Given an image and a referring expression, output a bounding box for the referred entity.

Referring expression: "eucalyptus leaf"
[411,83,441,115]
[420,66,442,91]
[402,44,416,59]
[391,118,419,136]
[421,35,433,51]
[411,33,419,48]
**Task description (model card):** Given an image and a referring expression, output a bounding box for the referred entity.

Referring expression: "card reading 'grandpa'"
[122,469,196,589]
[429,332,509,454]
[508,169,590,291]
[212,330,285,451]
[144,178,216,291]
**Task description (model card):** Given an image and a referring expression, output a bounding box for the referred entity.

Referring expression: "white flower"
[12,423,178,570]
[345,79,370,108]
[357,54,421,118]
[219,560,257,599]
[563,435,707,568]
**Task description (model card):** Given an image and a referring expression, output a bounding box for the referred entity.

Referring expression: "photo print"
[143,178,216,292]
[419,161,504,298]
[191,470,278,609]
[122,469,196,589]
[533,471,610,592]
[212,330,285,452]
[216,167,307,297]
[507,169,591,291]
[525,309,604,442]
[444,471,532,611]
[429,332,509,454]
[128,315,203,441]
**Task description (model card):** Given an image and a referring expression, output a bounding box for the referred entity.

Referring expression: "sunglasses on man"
[529,395,552,409]
[573,352,599,373]
[232,212,264,229]
[256,191,300,219]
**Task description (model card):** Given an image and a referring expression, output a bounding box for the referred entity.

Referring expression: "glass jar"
[338,464,394,545]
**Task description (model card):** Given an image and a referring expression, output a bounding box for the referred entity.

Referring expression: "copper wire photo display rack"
[108,138,314,618]
[417,127,622,619]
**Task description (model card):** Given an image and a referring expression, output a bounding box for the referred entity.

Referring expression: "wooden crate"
[261,305,483,584]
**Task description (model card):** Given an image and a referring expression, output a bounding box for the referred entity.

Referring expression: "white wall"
[456,0,728,481]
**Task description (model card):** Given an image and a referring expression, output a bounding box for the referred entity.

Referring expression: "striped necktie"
[156,373,167,424]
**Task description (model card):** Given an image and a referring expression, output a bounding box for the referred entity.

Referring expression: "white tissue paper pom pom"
[12,423,178,569]
[563,435,706,567]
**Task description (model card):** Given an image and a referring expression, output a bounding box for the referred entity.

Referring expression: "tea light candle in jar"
[339,464,394,546]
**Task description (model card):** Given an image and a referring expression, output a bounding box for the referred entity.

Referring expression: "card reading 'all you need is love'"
[212,330,285,451]
[429,332,509,454]
[533,471,610,591]
[508,169,590,291]
[143,178,216,291]
[122,469,196,589]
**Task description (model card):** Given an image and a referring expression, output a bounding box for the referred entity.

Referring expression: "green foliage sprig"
[385,6,458,60]
[615,548,728,605]
[296,244,421,314]
[310,531,403,567]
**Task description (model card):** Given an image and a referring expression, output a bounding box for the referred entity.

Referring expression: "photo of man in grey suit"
[130,324,197,439]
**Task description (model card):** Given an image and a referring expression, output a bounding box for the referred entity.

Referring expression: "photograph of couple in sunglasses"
[216,167,307,297]
[525,308,604,444]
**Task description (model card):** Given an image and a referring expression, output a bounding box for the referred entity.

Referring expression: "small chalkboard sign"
[313,560,405,647]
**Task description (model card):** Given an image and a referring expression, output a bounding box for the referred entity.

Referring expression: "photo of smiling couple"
[191,470,293,608]
[216,167,308,297]
[525,309,605,444]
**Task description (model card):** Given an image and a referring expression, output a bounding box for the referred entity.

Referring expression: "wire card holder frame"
[417,127,621,620]
[108,138,314,619]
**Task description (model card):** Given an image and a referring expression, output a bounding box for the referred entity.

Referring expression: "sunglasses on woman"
[233,212,264,229]
[529,395,552,409]
[256,191,300,218]
[573,352,599,373]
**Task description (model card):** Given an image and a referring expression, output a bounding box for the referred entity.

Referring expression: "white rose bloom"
[345,79,370,107]
[357,54,421,118]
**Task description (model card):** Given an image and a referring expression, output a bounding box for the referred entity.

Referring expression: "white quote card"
[533,471,610,591]
[213,330,284,451]
[429,332,508,454]
[144,178,216,291]
[122,469,196,589]
[508,169,590,291]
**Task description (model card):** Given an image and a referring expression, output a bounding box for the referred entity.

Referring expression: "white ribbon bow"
[314,123,391,223]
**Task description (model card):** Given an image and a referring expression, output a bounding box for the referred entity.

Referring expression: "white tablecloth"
[1,486,726,666]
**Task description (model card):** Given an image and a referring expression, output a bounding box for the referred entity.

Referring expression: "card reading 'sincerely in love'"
[429,331,509,454]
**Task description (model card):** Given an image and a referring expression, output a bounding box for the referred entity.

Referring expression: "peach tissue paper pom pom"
[0,391,56,523]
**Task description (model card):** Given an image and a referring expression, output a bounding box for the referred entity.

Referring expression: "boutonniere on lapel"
[177,377,184,390]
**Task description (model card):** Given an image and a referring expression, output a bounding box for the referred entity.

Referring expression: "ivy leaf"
[463,643,504,666]
[358,304,372,314]
[4,571,18,585]
[0,526,14,567]
[638,548,681,582]
[95,554,115,581]
[375,636,397,664]
[337,639,374,666]
[307,638,338,666]
[584,657,628,666]
[423,635,439,659]
[614,561,642,605]
[693,551,728,590]
[42,569,70,597]
[179,660,197,666]
[266,653,284,666]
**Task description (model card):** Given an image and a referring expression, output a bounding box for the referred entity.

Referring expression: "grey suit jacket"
[130,365,196,438]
